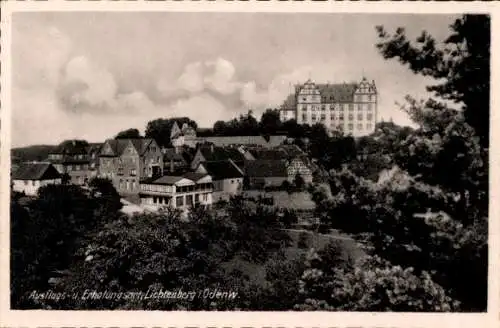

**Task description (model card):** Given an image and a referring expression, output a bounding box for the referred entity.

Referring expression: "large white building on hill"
[279,77,378,137]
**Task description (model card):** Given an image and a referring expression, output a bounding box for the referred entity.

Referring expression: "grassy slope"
[11,145,57,163]
[222,229,365,287]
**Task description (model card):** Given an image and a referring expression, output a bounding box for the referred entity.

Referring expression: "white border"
[1,1,499,327]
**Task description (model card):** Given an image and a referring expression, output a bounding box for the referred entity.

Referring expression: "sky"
[11,12,459,147]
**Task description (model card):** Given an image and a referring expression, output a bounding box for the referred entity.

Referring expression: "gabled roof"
[86,143,103,154]
[316,83,358,103]
[163,148,186,162]
[201,160,244,180]
[197,136,271,147]
[183,172,210,183]
[248,148,288,161]
[199,146,246,163]
[101,138,155,157]
[281,82,360,109]
[244,159,288,178]
[51,140,89,155]
[12,163,61,181]
[281,94,297,110]
[142,175,185,185]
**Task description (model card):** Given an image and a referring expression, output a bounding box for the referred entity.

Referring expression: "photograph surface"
[1,3,496,326]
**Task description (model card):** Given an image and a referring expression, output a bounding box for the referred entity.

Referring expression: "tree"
[259,109,282,136]
[376,14,490,147]
[145,117,198,148]
[294,174,305,190]
[213,120,227,136]
[10,184,112,309]
[115,128,141,139]
[296,251,459,311]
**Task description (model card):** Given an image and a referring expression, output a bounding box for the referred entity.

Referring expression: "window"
[366,123,373,130]
[302,114,307,121]
[331,114,336,120]
[176,196,184,207]
[320,114,326,121]
[321,105,326,111]
[231,180,234,184]
[349,103,354,111]
[339,114,344,121]
[311,115,317,121]
[357,123,363,130]
[367,113,373,120]
[301,105,307,111]
[357,113,363,120]
[186,195,194,207]
[348,123,354,131]
[130,169,137,176]
[24,181,28,186]
[348,114,353,121]
[118,167,124,176]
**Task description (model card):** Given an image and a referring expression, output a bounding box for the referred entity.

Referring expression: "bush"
[298,231,312,249]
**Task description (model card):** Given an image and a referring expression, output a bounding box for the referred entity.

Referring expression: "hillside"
[11,145,57,164]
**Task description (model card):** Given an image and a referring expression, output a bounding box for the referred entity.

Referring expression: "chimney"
[170,158,174,173]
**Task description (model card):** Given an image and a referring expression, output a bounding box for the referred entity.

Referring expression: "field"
[222,228,365,287]
[242,190,316,210]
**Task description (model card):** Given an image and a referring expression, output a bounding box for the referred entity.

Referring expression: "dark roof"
[249,148,288,160]
[199,146,246,163]
[163,149,186,162]
[277,144,307,158]
[12,163,61,180]
[202,160,244,180]
[281,94,297,110]
[142,176,184,185]
[51,140,88,155]
[317,83,358,103]
[183,172,210,182]
[102,138,155,157]
[86,143,103,154]
[280,82,359,110]
[244,160,288,178]
[197,136,270,147]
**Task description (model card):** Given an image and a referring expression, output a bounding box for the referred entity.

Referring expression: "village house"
[244,157,313,188]
[190,144,246,170]
[245,145,313,184]
[194,135,287,148]
[12,163,62,196]
[139,172,213,211]
[171,122,198,149]
[46,140,91,185]
[86,143,103,178]
[99,138,163,195]
[163,148,189,173]
[195,160,244,202]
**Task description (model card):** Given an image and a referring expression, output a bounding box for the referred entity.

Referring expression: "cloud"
[166,93,228,127]
[240,66,314,109]
[13,26,72,89]
[158,57,241,97]
[58,56,118,111]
